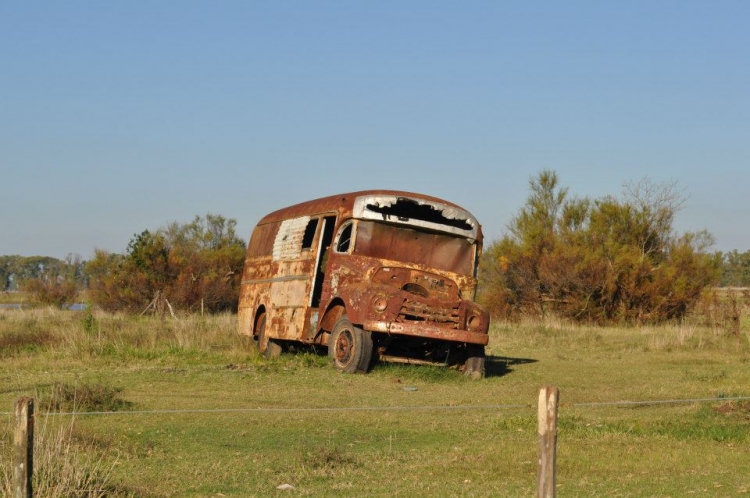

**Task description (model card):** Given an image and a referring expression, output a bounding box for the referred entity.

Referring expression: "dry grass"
[0,307,253,362]
[0,291,28,305]
[1,401,119,498]
[1,307,750,496]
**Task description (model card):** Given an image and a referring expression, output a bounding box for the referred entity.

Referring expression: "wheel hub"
[334,330,353,363]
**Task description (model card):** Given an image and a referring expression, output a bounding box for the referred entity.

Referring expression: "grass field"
[1,307,750,497]
[0,291,27,305]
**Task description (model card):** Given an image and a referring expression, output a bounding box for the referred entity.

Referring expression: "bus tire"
[257,312,282,360]
[463,346,485,379]
[328,316,373,373]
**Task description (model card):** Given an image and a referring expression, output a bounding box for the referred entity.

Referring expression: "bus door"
[306,216,336,340]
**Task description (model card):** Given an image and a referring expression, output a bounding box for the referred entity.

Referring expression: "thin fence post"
[14,397,34,498]
[537,386,559,498]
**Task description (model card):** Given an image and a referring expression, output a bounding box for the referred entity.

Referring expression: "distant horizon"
[4,173,750,260]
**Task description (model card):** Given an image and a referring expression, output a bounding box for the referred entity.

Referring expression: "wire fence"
[4,392,750,497]
[3,395,749,417]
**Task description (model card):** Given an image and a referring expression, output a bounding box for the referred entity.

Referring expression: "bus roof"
[257,190,483,242]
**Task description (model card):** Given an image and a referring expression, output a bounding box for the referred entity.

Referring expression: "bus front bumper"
[361,320,489,346]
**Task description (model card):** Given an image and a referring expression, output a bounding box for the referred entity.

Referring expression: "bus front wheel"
[328,316,373,373]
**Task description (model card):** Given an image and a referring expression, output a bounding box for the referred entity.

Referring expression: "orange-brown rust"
[238,190,490,372]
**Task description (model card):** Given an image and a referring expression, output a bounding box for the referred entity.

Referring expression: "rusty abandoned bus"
[237,191,490,377]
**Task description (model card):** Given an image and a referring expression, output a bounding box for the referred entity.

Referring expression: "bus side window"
[335,222,354,253]
[301,218,319,250]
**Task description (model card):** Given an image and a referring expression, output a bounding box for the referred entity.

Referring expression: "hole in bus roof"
[365,198,472,231]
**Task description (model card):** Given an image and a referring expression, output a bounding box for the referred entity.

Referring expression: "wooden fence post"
[13,397,34,498]
[537,386,559,498]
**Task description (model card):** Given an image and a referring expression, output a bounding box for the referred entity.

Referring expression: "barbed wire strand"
[2,395,749,417]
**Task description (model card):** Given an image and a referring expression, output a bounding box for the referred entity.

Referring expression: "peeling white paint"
[272,216,310,261]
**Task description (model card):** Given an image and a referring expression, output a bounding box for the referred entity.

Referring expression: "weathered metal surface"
[352,194,480,241]
[238,190,490,363]
[362,319,490,345]
[256,190,478,229]
[323,253,489,345]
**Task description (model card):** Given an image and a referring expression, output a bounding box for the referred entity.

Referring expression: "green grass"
[1,308,750,496]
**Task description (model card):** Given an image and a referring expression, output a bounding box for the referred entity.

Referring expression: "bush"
[87,214,246,314]
[478,171,720,324]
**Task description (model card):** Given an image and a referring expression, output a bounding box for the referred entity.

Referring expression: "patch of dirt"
[715,400,750,419]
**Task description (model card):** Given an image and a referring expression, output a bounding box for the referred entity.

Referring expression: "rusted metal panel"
[352,194,480,241]
[262,216,318,340]
[321,252,489,345]
[256,190,477,230]
[362,319,490,345]
[239,190,491,366]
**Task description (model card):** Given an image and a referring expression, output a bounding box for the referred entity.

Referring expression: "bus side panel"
[245,217,320,342]
[238,259,272,337]
[268,258,313,340]
[238,221,279,338]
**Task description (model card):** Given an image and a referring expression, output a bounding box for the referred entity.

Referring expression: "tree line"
[1,254,87,307]
[3,175,749,323]
[3,214,246,313]
[719,250,750,287]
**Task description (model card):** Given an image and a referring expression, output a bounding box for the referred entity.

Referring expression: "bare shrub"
[693,288,744,337]
[0,309,65,357]
[42,382,133,413]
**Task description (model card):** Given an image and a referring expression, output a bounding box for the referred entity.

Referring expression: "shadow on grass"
[485,355,538,378]
[267,343,538,381]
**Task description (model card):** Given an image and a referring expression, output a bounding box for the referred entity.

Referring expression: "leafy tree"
[719,250,750,287]
[85,250,129,309]
[0,255,15,291]
[87,214,246,313]
[478,171,720,324]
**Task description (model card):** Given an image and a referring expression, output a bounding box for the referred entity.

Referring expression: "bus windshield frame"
[351,220,476,275]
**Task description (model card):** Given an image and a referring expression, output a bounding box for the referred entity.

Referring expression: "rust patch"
[238,190,491,369]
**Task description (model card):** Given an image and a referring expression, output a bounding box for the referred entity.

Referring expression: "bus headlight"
[372,297,388,313]
[467,314,482,332]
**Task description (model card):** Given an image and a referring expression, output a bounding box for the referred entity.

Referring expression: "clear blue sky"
[2,2,748,258]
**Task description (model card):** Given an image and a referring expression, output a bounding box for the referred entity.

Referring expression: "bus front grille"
[398,299,460,328]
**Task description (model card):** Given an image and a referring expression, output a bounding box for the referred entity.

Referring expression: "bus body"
[238,190,490,377]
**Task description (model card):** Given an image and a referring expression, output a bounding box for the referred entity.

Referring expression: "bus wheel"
[463,346,485,379]
[257,312,282,360]
[328,316,373,373]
